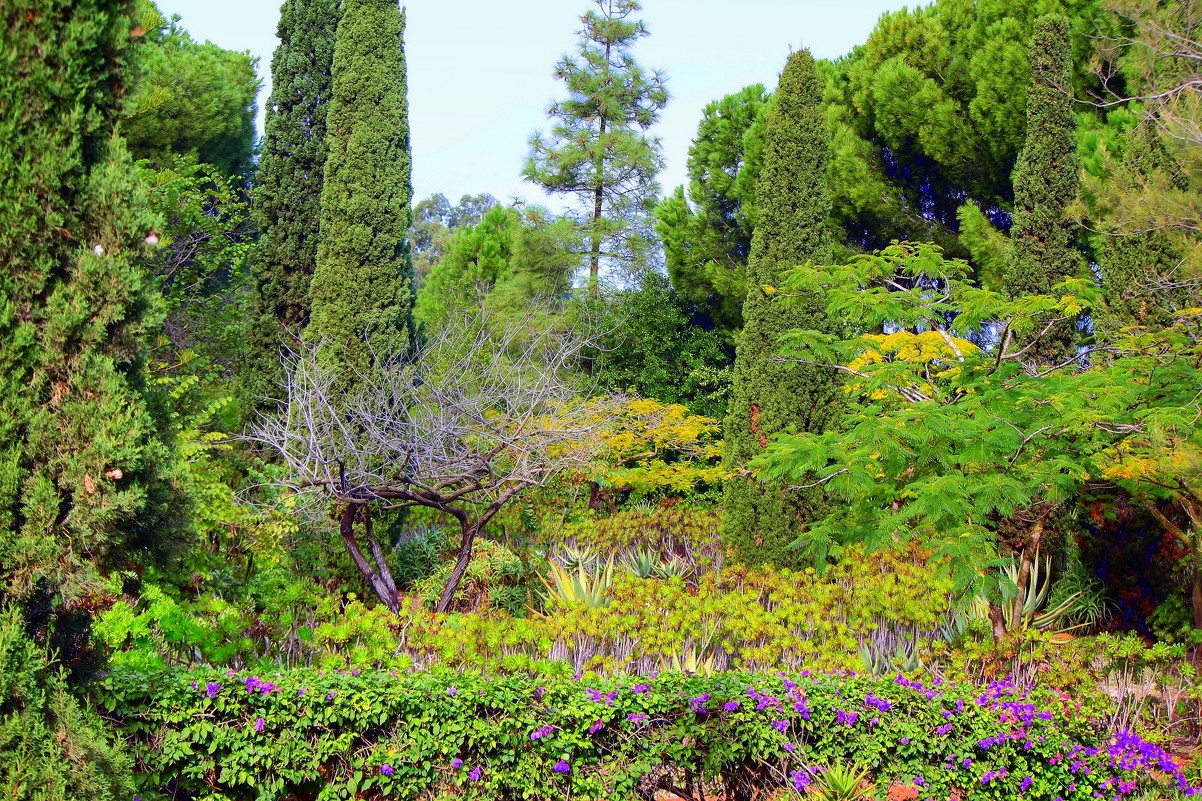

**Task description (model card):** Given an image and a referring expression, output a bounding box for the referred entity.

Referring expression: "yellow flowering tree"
[756,242,1202,636]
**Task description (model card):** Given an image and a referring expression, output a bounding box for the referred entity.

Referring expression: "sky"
[158,0,904,210]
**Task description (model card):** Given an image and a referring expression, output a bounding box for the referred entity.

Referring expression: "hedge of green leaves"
[100,667,1198,800]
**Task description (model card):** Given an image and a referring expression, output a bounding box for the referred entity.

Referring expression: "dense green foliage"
[524,0,668,283]
[9,0,1202,793]
[0,0,186,616]
[125,4,259,178]
[412,192,500,283]
[416,205,578,328]
[245,0,341,408]
[584,272,733,419]
[101,665,1194,800]
[307,0,415,373]
[1005,15,1082,364]
[0,0,188,793]
[655,84,770,337]
[1,611,132,800]
[722,50,837,568]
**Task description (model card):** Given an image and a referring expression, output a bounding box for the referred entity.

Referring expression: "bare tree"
[253,309,622,613]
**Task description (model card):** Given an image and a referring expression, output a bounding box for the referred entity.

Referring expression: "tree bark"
[1011,518,1045,630]
[435,519,478,613]
[363,506,398,602]
[339,503,399,613]
[988,601,1008,643]
[1192,569,1202,631]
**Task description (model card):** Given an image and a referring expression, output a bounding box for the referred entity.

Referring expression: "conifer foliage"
[1005,15,1081,361]
[307,0,414,374]
[246,0,341,405]
[0,1,179,796]
[525,0,668,286]
[0,0,185,613]
[721,50,837,568]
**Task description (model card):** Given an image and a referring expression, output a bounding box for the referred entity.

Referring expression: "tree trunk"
[435,520,478,613]
[1192,569,1202,631]
[339,503,399,613]
[1011,518,1045,630]
[363,506,398,602]
[988,601,1008,643]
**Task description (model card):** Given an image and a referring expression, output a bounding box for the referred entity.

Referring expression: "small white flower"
[145,232,159,246]
[93,244,105,256]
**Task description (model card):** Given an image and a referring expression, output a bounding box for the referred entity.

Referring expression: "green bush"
[99,666,1198,800]
[1,611,132,801]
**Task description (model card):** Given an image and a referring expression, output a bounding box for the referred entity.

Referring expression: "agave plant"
[651,555,693,581]
[803,763,875,801]
[859,641,922,677]
[659,644,719,675]
[558,544,597,572]
[623,548,659,579]
[964,552,1109,635]
[540,553,615,609]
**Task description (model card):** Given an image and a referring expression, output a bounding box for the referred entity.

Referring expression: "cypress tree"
[307,0,414,373]
[0,0,181,793]
[245,0,341,407]
[721,50,837,568]
[1005,15,1081,362]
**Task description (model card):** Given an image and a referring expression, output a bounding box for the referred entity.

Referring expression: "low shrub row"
[97,548,952,676]
[99,667,1199,800]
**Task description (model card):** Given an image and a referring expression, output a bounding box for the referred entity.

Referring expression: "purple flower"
[553,759,571,774]
[771,720,788,733]
[789,770,811,791]
[452,758,463,769]
[723,700,740,712]
[380,763,394,776]
[588,719,604,734]
[626,713,647,726]
[1020,775,1033,792]
[446,686,457,696]
[469,766,482,782]
[530,724,555,740]
[205,681,221,699]
[254,717,265,733]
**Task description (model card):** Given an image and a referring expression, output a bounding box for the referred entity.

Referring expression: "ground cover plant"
[99,667,1201,800]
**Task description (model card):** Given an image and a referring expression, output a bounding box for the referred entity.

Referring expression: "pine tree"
[1005,15,1081,362]
[245,0,341,407]
[524,0,668,287]
[307,0,414,373]
[655,84,771,339]
[721,50,837,568]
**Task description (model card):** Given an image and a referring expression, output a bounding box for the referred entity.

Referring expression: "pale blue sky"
[159,0,904,208]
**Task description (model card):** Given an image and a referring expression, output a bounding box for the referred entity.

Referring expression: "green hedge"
[99,667,1196,800]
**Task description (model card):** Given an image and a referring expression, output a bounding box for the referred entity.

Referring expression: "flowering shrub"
[100,667,1199,800]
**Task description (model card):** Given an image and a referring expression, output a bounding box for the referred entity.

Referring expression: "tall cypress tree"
[1005,15,1081,362]
[721,50,837,568]
[246,0,341,406]
[0,0,181,792]
[307,0,414,373]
